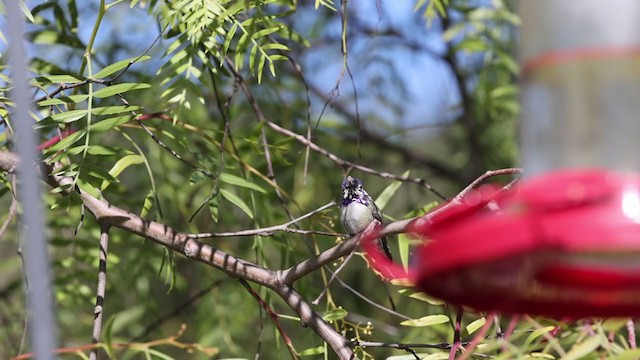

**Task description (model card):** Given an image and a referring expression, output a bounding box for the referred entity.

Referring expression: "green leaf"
[466,317,486,335]
[209,195,220,223]
[252,26,283,39]
[67,145,127,156]
[189,171,208,185]
[144,348,175,360]
[103,315,117,359]
[38,94,89,106]
[91,115,133,132]
[45,130,86,152]
[108,155,145,177]
[101,154,144,191]
[408,292,444,306]
[219,173,266,193]
[322,308,348,322]
[91,105,140,116]
[92,83,151,98]
[50,109,88,123]
[400,314,449,327]
[33,74,84,84]
[560,336,602,360]
[398,233,410,271]
[110,304,146,334]
[80,163,119,182]
[76,178,101,198]
[455,38,487,53]
[92,55,151,79]
[523,326,556,350]
[140,190,155,218]
[490,85,518,99]
[601,318,629,332]
[87,146,132,156]
[375,170,409,211]
[220,188,253,219]
[610,349,640,360]
[298,346,325,356]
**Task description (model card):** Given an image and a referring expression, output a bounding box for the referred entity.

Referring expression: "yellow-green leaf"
[408,292,444,305]
[375,170,409,211]
[299,346,324,356]
[400,314,449,327]
[101,154,143,191]
[466,317,486,335]
[322,308,348,322]
[560,336,602,360]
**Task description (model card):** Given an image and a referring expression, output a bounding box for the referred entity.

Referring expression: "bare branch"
[89,224,110,360]
[240,279,299,359]
[189,201,337,239]
[349,340,456,350]
[275,285,353,359]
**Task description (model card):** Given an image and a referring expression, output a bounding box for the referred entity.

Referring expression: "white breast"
[341,202,374,235]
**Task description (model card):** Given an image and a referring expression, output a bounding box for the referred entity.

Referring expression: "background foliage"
[2,1,634,359]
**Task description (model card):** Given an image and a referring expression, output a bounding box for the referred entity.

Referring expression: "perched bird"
[340,176,392,259]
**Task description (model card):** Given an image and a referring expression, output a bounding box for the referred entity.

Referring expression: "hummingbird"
[340,176,392,259]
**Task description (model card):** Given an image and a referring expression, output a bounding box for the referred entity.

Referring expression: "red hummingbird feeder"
[363,0,640,317]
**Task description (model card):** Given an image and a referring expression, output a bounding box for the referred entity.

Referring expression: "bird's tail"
[378,236,392,260]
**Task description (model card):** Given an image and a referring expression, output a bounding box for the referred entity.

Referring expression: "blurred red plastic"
[362,169,640,317]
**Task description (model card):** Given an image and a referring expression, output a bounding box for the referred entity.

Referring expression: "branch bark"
[89,224,110,360]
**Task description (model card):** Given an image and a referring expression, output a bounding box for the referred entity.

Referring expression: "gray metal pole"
[520,0,640,176]
[6,1,58,358]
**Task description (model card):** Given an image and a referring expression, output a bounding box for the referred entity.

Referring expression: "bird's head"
[342,175,363,191]
[341,176,366,205]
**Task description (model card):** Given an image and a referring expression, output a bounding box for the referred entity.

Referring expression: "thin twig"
[265,120,448,200]
[452,168,523,203]
[449,307,464,360]
[334,276,410,320]
[304,80,465,184]
[239,279,299,360]
[0,176,18,241]
[312,251,355,305]
[135,279,226,341]
[117,96,218,180]
[189,201,336,238]
[349,340,456,350]
[89,224,110,360]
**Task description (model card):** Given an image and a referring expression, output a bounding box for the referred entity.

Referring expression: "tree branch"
[275,285,353,359]
[189,201,337,239]
[89,224,110,360]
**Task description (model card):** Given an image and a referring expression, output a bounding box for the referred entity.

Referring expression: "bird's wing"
[369,201,384,223]
[368,201,393,259]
